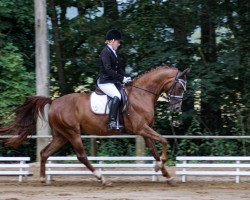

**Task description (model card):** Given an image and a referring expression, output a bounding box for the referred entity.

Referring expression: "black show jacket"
[98,45,126,84]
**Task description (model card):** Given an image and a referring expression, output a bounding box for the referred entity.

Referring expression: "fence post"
[182,160,187,182]
[236,160,240,183]
[136,136,145,162]
[18,160,24,182]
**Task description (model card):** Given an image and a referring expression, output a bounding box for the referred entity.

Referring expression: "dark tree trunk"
[48,0,66,95]
[200,9,217,63]
[174,27,187,44]
[103,0,119,19]
[237,0,250,132]
[200,5,221,132]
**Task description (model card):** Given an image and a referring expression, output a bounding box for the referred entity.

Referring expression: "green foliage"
[0,139,36,160]
[0,0,35,70]
[97,139,135,157]
[0,43,35,124]
[176,114,246,156]
[208,140,243,156]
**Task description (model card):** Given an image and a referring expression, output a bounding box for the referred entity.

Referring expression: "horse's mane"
[132,66,176,82]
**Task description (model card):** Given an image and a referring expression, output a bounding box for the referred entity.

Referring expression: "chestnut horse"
[0,66,190,185]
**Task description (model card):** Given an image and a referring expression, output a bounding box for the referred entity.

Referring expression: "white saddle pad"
[90,92,110,114]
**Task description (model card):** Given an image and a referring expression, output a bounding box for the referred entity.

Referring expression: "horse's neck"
[134,70,175,96]
[127,68,176,115]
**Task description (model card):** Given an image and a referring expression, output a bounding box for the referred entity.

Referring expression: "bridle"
[131,72,187,102]
[165,73,187,102]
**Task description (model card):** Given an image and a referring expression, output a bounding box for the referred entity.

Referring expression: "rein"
[131,85,158,96]
[131,74,187,102]
[131,85,169,101]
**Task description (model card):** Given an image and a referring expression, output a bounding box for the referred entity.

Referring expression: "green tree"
[0,0,35,70]
[0,43,35,124]
[0,0,35,124]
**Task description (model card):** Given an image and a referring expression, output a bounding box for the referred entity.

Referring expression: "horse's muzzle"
[169,103,182,112]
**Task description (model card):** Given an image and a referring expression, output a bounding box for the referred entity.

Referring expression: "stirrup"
[108,121,124,130]
[108,121,119,130]
[118,124,124,129]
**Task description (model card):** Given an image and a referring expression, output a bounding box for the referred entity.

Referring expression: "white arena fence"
[0,135,249,183]
[0,157,31,182]
[46,156,161,182]
[0,156,250,183]
[175,156,250,183]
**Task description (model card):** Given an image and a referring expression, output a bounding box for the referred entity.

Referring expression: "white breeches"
[97,83,121,100]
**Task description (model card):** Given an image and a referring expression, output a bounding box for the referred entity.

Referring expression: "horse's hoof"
[166,177,177,187]
[102,180,113,187]
[154,164,162,172]
[154,161,163,172]
[40,177,52,184]
[40,177,46,183]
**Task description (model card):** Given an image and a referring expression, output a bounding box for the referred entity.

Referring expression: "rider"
[97,29,131,130]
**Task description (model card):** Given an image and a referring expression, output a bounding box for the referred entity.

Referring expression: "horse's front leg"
[143,137,162,171]
[139,125,175,185]
[144,137,170,176]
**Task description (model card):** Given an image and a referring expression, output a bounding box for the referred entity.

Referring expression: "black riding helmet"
[105,29,122,40]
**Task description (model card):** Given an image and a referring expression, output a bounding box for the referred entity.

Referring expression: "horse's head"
[164,68,191,112]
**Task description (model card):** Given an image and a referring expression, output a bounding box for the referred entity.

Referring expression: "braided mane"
[132,66,176,82]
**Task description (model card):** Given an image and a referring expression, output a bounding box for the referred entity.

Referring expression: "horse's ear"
[177,68,191,79]
[184,67,191,75]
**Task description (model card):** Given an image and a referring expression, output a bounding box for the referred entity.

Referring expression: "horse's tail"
[0,96,52,148]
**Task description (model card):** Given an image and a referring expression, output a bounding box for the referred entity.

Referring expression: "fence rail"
[175,156,250,183]
[46,156,161,182]
[0,157,31,182]
[0,135,250,139]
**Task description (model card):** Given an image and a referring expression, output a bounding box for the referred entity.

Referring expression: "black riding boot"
[108,96,123,130]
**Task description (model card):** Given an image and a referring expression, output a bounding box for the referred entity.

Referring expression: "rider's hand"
[123,77,132,83]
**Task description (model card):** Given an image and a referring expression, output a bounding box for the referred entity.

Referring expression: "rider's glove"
[123,77,132,84]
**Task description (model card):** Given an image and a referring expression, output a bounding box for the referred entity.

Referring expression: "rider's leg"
[108,96,121,129]
[97,83,122,130]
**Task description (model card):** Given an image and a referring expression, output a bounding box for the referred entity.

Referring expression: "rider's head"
[106,29,122,40]
[105,29,122,51]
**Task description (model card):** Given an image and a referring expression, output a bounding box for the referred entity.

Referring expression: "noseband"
[160,73,187,102]
[165,74,187,101]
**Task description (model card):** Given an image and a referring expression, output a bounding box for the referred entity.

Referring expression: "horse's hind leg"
[67,133,111,186]
[40,132,67,182]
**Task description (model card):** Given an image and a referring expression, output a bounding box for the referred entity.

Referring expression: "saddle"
[90,83,128,115]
